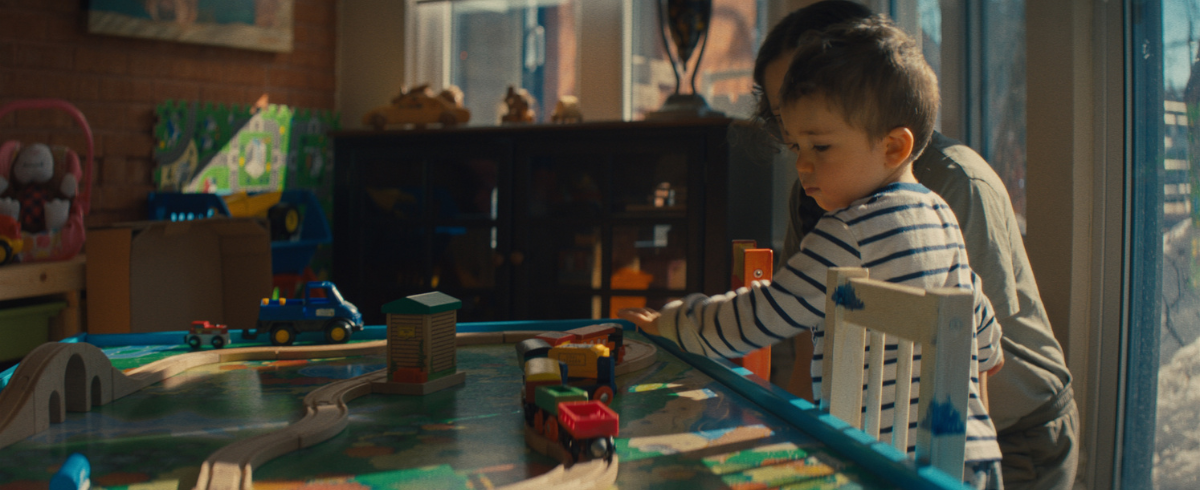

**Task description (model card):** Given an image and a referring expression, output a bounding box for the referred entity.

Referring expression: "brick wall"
[0,0,337,227]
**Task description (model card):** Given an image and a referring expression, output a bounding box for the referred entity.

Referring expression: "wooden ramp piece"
[0,340,388,451]
[0,342,126,448]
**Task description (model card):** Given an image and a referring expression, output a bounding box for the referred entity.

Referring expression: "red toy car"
[186,320,231,349]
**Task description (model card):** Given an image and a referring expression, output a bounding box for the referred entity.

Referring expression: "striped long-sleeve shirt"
[658,182,1003,463]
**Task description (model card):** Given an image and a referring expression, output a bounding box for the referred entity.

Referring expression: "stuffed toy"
[551,95,583,124]
[501,86,536,124]
[0,143,78,234]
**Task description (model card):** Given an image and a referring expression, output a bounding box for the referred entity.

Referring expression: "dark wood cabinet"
[332,118,775,324]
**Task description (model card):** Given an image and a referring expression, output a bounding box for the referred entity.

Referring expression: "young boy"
[619,16,1004,487]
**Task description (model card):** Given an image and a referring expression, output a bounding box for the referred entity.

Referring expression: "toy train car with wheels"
[518,337,620,463]
[519,339,616,405]
[557,400,619,461]
[523,375,619,463]
[534,323,626,363]
[517,323,627,462]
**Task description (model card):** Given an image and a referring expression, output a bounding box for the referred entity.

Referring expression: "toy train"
[516,324,625,463]
[527,322,626,364]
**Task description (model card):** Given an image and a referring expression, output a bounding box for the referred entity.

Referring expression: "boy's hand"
[617,307,662,336]
[985,357,1005,377]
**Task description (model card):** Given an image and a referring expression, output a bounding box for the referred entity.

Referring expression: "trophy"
[647,0,723,120]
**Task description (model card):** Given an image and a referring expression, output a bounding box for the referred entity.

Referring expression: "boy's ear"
[883,127,915,169]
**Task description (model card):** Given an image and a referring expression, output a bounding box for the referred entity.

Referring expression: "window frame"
[1087,0,1133,488]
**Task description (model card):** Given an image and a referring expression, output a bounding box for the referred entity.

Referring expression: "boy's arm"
[617,296,718,353]
[621,283,815,359]
[644,216,860,360]
[970,271,1004,415]
[986,358,1005,376]
[980,372,989,411]
[977,357,1008,412]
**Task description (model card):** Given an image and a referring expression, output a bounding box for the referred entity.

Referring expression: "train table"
[0,320,966,490]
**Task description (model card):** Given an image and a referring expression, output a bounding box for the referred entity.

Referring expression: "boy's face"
[778,95,912,211]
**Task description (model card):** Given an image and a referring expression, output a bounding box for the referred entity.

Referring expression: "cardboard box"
[86,218,272,334]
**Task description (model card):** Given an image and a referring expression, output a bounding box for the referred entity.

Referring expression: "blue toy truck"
[245,281,363,346]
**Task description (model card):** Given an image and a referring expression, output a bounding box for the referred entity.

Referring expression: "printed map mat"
[0,334,887,489]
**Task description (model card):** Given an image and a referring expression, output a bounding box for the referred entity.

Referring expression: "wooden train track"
[195,370,386,490]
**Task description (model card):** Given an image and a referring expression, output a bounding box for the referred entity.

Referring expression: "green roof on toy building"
[382,292,462,315]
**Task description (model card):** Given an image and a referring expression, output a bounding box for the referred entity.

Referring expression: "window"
[1126,1,1200,487]
[408,0,766,124]
[630,0,766,120]
[910,0,1027,229]
[409,0,579,125]
[979,0,1026,226]
[917,0,941,82]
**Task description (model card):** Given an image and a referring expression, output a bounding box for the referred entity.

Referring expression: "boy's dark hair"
[780,16,939,160]
[752,1,873,129]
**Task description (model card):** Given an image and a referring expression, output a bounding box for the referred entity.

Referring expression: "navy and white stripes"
[658,182,1003,463]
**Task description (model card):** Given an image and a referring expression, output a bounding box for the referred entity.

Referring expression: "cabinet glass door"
[334,137,509,324]
[513,130,700,320]
[612,151,689,215]
[527,156,605,218]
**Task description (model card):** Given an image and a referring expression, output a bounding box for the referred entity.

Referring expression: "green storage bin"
[0,301,66,362]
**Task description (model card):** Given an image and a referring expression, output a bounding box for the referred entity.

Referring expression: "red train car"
[558,400,618,461]
[559,401,619,440]
[534,331,578,347]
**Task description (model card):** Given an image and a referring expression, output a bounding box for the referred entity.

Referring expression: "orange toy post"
[730,240,773,381]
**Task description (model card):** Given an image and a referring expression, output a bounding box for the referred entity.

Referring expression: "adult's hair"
[780,16,939,160]
[752,0,874,127]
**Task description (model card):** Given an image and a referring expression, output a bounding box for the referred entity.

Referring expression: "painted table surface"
[0,332,890,490]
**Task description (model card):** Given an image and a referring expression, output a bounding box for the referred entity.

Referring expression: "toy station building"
[381,291,462,386]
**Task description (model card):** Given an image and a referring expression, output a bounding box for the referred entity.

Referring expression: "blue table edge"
[0,319,968,490]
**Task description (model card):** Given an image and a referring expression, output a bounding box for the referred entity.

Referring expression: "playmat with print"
[0,324,925,490]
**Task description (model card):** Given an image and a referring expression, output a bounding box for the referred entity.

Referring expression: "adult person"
[751,2,1077,488]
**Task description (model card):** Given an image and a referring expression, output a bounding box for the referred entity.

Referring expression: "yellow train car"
[548,343,610,379]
